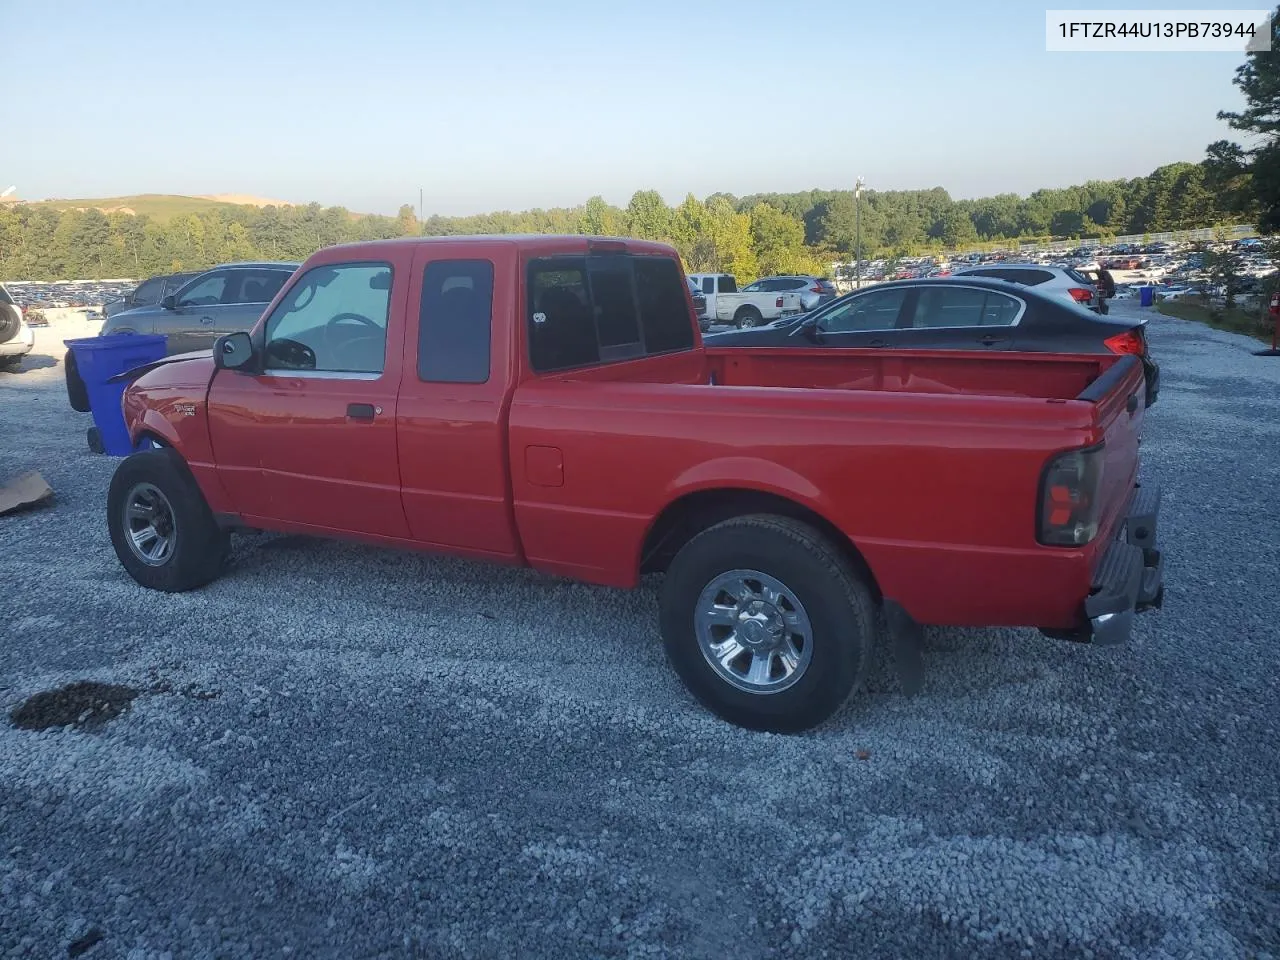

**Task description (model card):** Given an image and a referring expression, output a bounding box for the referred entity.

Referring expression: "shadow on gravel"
[0,353,58,373]
[9,681,139,732]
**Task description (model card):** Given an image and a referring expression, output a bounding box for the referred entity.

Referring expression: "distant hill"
[25,193,297,222]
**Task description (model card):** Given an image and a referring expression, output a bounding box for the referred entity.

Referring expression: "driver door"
[206,256,411,539]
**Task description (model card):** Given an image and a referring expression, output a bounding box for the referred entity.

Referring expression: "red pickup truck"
[107,235,1164,732]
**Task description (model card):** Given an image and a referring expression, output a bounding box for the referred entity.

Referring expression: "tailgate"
[1078,355,1147,539]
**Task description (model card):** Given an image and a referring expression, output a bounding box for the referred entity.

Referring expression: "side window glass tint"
[177,273,226,307]
[819,289,907,332]
[635,256,694,354]
[419,259,493,383]
[980,293,1021,326]
[911,288,989,328]
[529,259,597,372]
[588,256,642,357]
[263,263,392,374]
[700,277,715,295]
[229,270,288,304]
[132,279,163,303]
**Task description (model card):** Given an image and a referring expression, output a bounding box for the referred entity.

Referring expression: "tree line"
[0,158,1247,283]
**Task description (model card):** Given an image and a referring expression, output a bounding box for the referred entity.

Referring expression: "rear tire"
[65,351,91,412]
[734,306,764,329]
[107,449,230,592]
[659,514,877,733]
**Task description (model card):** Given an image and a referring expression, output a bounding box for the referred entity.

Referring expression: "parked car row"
[98,234,1163,733]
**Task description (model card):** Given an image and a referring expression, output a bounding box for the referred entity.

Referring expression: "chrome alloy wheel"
[122,482,178,566]
[694,569,814,694]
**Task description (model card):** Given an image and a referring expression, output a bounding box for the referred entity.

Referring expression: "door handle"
[979,335,1006,346]
[868,338,887,348]
[200,316,214,325]
[347,403,376,421]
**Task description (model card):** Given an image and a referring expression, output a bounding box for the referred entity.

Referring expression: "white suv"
[950,264,1102,312]
[0,284,35,371]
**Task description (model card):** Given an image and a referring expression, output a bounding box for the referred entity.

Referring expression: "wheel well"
[639,488,881,600]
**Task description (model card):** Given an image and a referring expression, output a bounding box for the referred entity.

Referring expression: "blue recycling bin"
[64,334,168,455]
[1139,285,1154,308]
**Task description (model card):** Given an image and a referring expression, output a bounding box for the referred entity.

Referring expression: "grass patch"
[1156,297,1274,343]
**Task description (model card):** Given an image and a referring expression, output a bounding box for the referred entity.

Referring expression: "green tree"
[624,190,671,240]
[1214,9,1280,232]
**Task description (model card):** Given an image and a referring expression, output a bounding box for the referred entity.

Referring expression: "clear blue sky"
[1,0,1258,216]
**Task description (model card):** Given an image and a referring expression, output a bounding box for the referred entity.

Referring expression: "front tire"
[659,514,877,732]
[107,449,230,592]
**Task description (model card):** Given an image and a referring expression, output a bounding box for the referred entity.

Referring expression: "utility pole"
[854,176,865,290]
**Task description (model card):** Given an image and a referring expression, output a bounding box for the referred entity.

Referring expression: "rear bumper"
[1084,482,1164,645]
[0,324,35,356]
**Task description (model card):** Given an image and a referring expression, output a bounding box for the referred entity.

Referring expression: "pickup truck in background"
[687,272,804,328]
[107,235,1164,733]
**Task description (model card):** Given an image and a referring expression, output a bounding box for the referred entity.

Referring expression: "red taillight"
[776,296,785,308]
[810,285,823,293]
[1068,288,1093,302]
[1104,329,1145,356]
[1039,446,1105,546]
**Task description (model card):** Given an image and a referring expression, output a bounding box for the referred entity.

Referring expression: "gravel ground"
[1,305,1277,960]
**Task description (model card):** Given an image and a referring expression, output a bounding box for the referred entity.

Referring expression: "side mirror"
[788,315,821,341]
[213,331,254,371]
[161,294,177,311]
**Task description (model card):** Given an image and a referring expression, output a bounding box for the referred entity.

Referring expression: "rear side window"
[700,277,715,295]
[419,259,493,383]
[228,269,289,304]
[911,288,1021,328]
[635,256,695,354]
[528,254,694,372]
[1064,268,1093,285]
[719,275,738,294]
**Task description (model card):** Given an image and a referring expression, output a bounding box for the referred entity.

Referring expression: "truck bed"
[511,347,1147,630]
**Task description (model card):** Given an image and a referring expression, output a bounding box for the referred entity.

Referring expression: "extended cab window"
[819,289,907,333]
[263,262,392,374]
[528,254,694,372]
[419,259,493,384]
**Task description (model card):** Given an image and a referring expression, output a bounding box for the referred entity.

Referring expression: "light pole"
[854,176,865,290]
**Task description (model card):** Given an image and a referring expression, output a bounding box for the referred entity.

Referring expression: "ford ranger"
[106,235,1164,732]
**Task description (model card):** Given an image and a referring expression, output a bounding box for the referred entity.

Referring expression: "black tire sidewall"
[660,519,873,732]
[107,450,228,592]
[65,351,90,412]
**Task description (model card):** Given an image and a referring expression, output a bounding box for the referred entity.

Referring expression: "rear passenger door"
[396,244,520,558]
